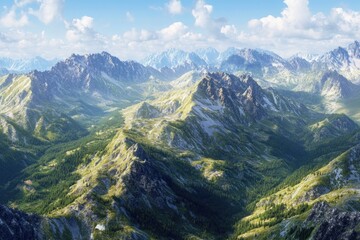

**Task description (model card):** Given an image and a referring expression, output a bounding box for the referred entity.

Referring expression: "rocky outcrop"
[0,204,90,240]
[288,202,360,240]
[0,204,42,240]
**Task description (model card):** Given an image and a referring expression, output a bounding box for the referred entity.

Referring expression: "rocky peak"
[331,47,349,60]
[197,72,247,101]
[195,72,282,120]
[288,56,311,71]
[321,47,350,69]
[347,40,360,58]
[52,52,159,84]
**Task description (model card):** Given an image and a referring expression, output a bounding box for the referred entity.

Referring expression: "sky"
[0,0,360,60]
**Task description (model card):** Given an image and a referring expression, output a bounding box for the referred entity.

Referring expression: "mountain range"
[0,56,57,74]
[141,41,360,86]
[1,42,360,239]
[143,41,360,115]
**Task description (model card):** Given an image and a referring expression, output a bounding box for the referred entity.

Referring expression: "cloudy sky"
[1,0,360,60]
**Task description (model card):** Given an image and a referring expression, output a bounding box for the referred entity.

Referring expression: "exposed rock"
[0,204,41,240]
[288,202,360,240]
[296,186,330,203]
[121,143,176,210]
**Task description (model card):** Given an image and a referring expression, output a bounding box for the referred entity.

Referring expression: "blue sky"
[1,0,360,60]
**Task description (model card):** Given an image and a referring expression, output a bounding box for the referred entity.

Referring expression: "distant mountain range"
[0,56,58,74]
[142,40,360,85]
[141,41,360,114]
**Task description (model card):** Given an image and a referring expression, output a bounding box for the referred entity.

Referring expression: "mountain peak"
[100,51,112,57]
[142,48,206,73]
[347,40,360,58]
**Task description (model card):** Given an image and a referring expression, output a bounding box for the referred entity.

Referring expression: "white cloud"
[73,16,93,32]
[14,0,35,7]
[248,0,360,40]
[0,8,28,27]
[329,8,360,35]
[65,16,95,42]
[63,16,107,56]
[0,29,67,59]
[167,0,182,15]
[221,25,238,38]
[159,22,188,40]
[191,0,227,38]
[192,0,213,28]
[2,0,360,61]
[126,11,134,22]
[248,0,311,35]
[29,0,63,24]
[244,0,360,55]
[121,28,156,42]
[0,0,62,27]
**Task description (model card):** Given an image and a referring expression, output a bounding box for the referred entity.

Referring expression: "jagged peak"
[347,40,360,57]
[330,46,349,56]
[198,72,259,92]
[348,40,360,48]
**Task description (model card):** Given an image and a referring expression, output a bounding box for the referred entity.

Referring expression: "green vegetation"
[1,71,360,239]
[0,133,36,185]
[234,203,310,236]
[0,113,124,215]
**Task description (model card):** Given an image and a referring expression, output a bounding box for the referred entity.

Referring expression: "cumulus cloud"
[192,0,227,38]
[248,0,312,36]
[159,22,188,40]
[248,0,360,40]
[0,8,29,27]
[63,16,110,56]
[121,28,156,42]
[242,0,360,55]
[65,16,95,42]
[329,8,360,35]
[0,0,63,27]
[167,0,183,15]
[0,29,67,59]
[221,25,238,39]
[29,0,63,24]
[192,0,212,28]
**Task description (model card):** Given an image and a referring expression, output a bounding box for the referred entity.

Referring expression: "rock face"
[0,204,41,240]
[0,204,90,240]
[317,71,359,99]
[289,202,360,240]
